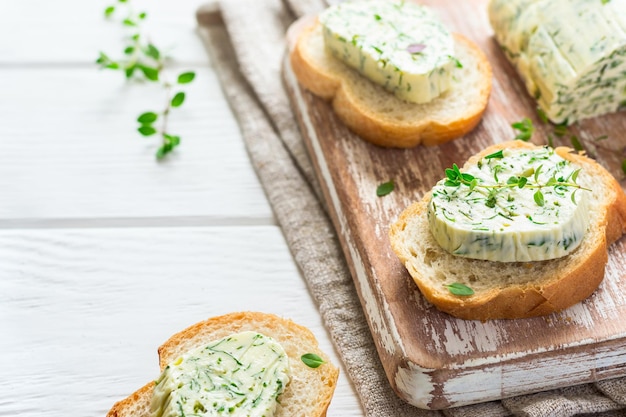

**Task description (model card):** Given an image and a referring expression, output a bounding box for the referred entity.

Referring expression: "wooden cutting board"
[283,0,626,410]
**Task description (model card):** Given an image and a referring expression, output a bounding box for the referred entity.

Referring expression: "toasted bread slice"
[287,16,492,148]
[107,312,339,417]
[389,141,626,320]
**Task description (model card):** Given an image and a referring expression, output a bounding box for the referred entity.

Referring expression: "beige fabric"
[196,1,626,416]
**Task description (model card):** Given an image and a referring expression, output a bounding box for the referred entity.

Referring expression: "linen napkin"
[195,1,626,416]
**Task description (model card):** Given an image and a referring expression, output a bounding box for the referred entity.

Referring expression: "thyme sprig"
[444,160,590,208]
[97,0,196,160]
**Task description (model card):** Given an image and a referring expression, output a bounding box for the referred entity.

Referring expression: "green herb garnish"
[97,0,196,161]
[570,135,584,152]
[448,55,463,68]
[511,117,534,141]
[377,180,395,197]
[485,150,504,160]
[536,107,548,124]
[444,160,590,208]
[445,283,474,296]
[301,353,325,368]
[553,123,568,137]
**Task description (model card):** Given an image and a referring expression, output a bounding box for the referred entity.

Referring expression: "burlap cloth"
[195,0,626,415]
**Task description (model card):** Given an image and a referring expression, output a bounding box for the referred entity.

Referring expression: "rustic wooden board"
[283,0,626,410]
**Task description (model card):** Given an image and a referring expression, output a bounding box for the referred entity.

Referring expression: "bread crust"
[389,141,626,320]
[288,16,492,148]
[106,312,339,417]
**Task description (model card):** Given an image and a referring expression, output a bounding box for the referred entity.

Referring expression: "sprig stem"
[444,162,590,208]
[97,0,196,160]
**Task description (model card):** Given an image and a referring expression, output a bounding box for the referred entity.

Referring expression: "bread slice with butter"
[106,312,339,417]
[389,141,626,320]
[287,1,492,148]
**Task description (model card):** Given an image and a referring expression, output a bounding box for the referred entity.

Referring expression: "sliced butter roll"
[428,146,590,262]
[319,0,457,103]
[151,331,290,417]
[488,0,626,124]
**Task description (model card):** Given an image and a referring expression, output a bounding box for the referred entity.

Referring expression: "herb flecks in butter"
[488,0,626,124]
[429,147,591,262]
[320,0,456,104]
[150,331,290,417]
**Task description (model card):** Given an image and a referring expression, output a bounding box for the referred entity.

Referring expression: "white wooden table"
[0,1,363,415]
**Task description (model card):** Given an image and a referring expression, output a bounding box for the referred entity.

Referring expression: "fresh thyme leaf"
[445,283,474,296]
[570,135,584,152]
[518,176,528,188]
[156,142,175,160]
[448,55,463,68]
[533,164,542,183]
[301,353,325,368]
[98,0,196,160]
[511,117,534,141]
[376,180,395,197]
[177,72,196,84]
[536,107,548,123]
[171,92,186,107]
[485,150,504,159]
[138,125,157,136]
[139,65,159,81]
[137,112,158,124]
[534,190,545,206]
[145,44,160,60]
[461,173,475,183]
[601,0,610,4]
[553,123,568,137]
[163,134,181,146]
[622,159,626,176]
[125,64,137,78]
[571,189,579,205]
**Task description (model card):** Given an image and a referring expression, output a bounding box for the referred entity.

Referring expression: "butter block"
[320,0,458,104]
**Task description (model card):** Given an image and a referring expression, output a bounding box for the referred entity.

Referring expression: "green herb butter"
[428,147,590,262]
[488,0,626,124]
[150,331,290,417]
[319,0,457,103]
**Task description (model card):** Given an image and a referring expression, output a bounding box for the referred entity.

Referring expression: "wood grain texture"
[0,67,274,226]
[284,0,626,410]
[0,0,209,64]
[0,227,362,417]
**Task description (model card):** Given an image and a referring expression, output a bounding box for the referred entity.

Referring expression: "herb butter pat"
[488,0,626,124]
[428,147,590,262]
[150,331,290,417]
[320,0,457,103]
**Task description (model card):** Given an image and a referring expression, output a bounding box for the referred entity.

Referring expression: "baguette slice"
[389,141,626,320]
[107,312,339,417]
[287,16,492,148]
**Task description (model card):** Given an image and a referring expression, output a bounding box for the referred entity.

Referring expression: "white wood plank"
[0,227,363,416]
[0,67,274,226]
[0,0,210,65]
